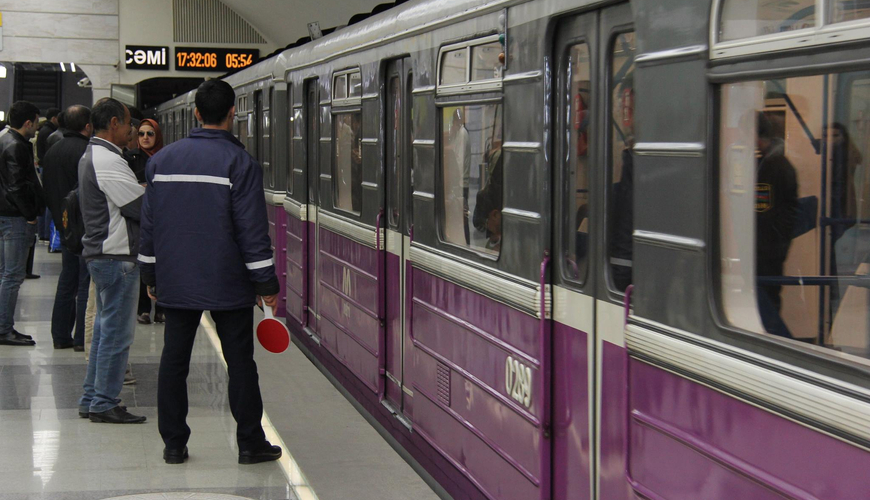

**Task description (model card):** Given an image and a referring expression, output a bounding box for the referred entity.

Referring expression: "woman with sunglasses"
[123,118,165,324]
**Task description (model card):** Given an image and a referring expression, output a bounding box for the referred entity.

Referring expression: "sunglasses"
[138,131,155,137]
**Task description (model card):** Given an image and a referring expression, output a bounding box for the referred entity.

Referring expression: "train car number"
[505,356,532,408]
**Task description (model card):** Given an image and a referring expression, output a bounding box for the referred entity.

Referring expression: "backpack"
[60,188,85,255]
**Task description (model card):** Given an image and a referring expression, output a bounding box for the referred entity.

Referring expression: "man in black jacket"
[0,101,44,346]
[45,111,67,152]
[36,107,60,163]
[42,105,92,350]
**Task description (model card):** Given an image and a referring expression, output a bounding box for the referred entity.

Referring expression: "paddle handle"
[262,298,275,320]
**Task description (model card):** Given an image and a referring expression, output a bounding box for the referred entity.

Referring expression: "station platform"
[0,248,441,500]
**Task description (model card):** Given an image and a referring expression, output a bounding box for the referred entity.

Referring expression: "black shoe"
[53,340,75,349]
[239,442,282,464]
[73,345,85,352]
[80,404,126,418]
[163,446,189,464]
[154,312,165,323]
[137,313,151,324]
[0,332,35,346]
[89,406,146,424]
[12,330,32,340]
[25,274,40,279]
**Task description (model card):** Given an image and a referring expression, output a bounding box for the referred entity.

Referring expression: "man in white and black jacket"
[77,98,147,425]
[138,80,281,465]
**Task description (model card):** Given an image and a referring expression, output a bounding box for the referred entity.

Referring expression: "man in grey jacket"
[77,98,146,424]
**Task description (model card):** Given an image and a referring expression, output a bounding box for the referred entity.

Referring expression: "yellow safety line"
[200,314,320,500]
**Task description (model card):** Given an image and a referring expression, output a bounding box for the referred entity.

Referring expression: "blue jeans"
[0,216,36,335]
[79,259,139,414]
[51,246,90,345]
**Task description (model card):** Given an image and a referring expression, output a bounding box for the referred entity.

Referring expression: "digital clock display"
[174,47,259,72]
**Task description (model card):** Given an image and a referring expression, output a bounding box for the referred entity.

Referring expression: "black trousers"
[158,307,266,451]
[138,280,164,316]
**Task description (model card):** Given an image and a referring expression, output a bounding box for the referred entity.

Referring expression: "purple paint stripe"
[318,320,380,393]
[631,410,821,500]
[412,422,499,500]
[286,255,303,270]
[412,339,541,426]
[413,383,543,488]
[320,280,379,320]
[320,309,380,358]
[413,297,541,368]
[285,282,302,299]
[319,249,378,281]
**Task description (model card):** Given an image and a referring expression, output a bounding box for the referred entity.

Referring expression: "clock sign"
[175,47,259,72]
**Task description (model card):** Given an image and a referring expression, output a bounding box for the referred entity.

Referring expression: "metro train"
[154,0,870,498]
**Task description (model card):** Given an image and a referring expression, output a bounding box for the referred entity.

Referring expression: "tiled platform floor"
[0,247,440,500]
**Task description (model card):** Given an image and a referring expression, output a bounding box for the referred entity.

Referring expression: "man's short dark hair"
[44,107,60,121]
[57,111,66,129]
[128,106,144,121]
[195,80,235,125]
[91,98,127,132]
[65,105,91,134]
[8,101,41,129]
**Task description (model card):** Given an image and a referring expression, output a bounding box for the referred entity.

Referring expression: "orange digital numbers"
[175,48,258,72]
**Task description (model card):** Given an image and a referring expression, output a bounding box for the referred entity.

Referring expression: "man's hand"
[257,294,279,316]
[147,286,157,300]
[26,219,37,225]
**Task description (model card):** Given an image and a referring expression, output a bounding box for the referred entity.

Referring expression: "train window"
[720,71,870,364]
[471,41,503,81]
[719,0,815,42]
[335,75,348,100]
[440,103,503,255]
[388,76,401,228]
[563,43,592,284]
[349,72,362,98]
[440,48,467,86]
[607,31,636,293]
[830,1,870,23]
[333,111,362,214]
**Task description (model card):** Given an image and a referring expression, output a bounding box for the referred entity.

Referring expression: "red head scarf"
[139,119,164,157]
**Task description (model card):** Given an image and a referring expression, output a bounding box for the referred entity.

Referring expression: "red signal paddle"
[256,301,290,353]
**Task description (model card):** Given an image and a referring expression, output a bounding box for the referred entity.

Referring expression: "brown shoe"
[137,313,151,324]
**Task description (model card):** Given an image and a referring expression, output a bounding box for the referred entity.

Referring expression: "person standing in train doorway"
[138,79,282,465]
[755,112,798,339]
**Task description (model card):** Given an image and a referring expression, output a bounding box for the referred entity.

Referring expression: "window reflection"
[830,1,870,24]
[720,0,816,41]
[564,43,591,283]
[608,32,636,293]
[471,42,503,81]
[720,72,870,362]
[441,49,467,85]
[334,112,362,213]
[441,104,503,254]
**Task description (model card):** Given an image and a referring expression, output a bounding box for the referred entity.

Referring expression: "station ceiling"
[221,0,389,47]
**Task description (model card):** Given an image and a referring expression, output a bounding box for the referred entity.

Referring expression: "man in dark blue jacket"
[138,79,281,465]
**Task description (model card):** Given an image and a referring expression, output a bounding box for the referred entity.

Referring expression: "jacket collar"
[63,131,89,141]
[6,128,27,144]
[91,136,123,155]
[189,128,245,149]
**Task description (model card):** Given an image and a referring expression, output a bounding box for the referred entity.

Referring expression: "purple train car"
[154,0,870,498]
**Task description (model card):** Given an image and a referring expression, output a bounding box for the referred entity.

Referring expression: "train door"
[253,90,263,162]
[383,58,412,415]
[552,12,598,500]
[305,79,321,333]
[551,4,634,500]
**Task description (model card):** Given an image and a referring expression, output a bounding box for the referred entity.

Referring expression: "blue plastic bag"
[49,220,62,252]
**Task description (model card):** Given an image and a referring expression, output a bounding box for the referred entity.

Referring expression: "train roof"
[273,0,509,75]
